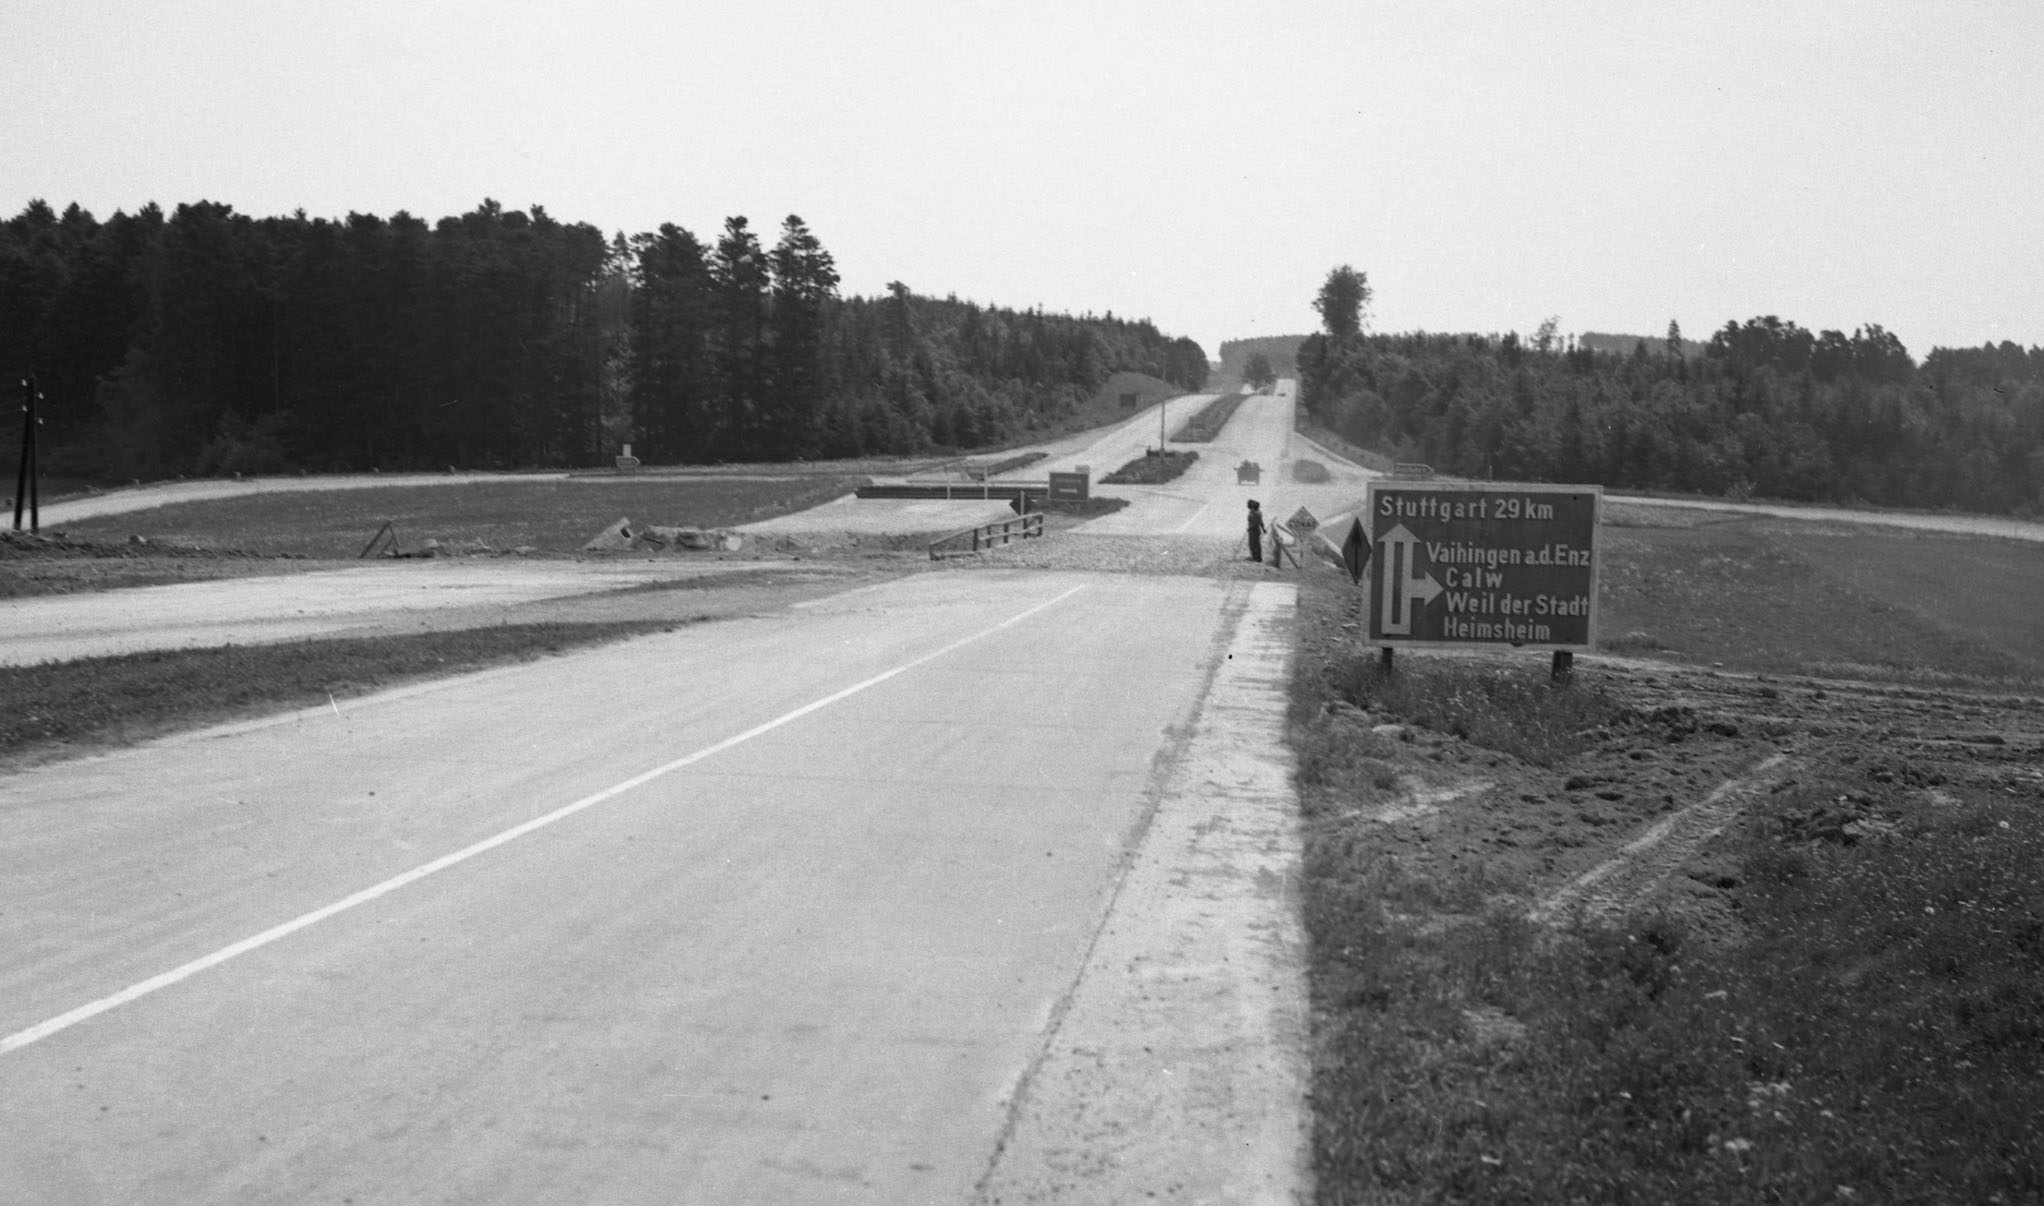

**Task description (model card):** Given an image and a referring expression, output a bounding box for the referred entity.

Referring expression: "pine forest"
[0,200,1210,481]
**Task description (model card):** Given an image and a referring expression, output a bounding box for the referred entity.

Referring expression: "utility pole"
[13,377,40,533]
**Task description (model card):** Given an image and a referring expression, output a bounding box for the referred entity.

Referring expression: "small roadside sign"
[1047,470,1090,501]
[1287,505,1319,531]
[1340,517,1368,585]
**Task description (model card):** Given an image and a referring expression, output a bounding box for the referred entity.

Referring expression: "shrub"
[1100,450,1197,485]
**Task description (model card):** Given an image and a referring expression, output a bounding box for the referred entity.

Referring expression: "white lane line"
[1,583,1090,1057]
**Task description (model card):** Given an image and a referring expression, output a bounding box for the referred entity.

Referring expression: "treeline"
[0,199,1209,479]
[1299,315,2044,516]
[1578,330,1706,360]
[1216,334,1306,382]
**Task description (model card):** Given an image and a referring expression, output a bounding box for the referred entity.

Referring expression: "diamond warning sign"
[1286,505,1319,531]
[1364,481,1601,651]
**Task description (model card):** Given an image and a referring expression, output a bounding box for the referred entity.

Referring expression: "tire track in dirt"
[1530,752,1791,925]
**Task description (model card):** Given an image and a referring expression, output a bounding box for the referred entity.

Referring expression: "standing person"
[1246,500,1265,562]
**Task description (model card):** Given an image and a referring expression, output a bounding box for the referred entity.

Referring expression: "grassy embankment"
[0,476,872,767]
[930,369,1185,457]
[0,622,687,770]
[1293,508,2044,1203]
[1294,417,1397,474]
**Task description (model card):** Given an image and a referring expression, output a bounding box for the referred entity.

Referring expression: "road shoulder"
[976,579,1311,1204]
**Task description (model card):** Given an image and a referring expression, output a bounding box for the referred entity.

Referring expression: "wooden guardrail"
[856,482,1047,509]
[928,511,1045,560]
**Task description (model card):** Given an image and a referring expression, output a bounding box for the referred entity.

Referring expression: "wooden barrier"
[857,482,1048,511]
[928,511,1046,560]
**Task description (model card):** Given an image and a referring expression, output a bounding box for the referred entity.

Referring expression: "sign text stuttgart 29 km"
[1364,481,1601,651]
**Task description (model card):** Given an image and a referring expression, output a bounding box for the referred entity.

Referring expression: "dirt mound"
[746,530,942,555]
[581,517,741,553]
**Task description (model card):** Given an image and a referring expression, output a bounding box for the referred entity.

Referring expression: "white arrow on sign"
[1376,523,1442,635]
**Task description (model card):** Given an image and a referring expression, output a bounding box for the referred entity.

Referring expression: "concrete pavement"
[976,582,1307,1204]
[1016,393,1217,482]
[1065,380,1377,540]
[0,569,1307,1204]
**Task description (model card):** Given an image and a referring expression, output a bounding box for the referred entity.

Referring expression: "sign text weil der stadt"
[1363,481,1601,651]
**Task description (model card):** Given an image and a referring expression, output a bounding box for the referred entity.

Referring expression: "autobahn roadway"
[0,399,1317,1203]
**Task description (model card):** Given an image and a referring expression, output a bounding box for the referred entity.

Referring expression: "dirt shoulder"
[1286,563,2044,1201]
[0,529,326,598]
[1293,568,2044,941]
[976,582,1309,1204]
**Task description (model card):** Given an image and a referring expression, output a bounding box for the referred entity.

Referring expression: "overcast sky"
[5,0,2041,359]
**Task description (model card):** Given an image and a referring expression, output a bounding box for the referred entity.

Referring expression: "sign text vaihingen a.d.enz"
[1364,481,1601,652]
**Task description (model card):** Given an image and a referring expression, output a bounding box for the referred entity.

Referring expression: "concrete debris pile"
[746,530,932,554]
[582,517,743,554]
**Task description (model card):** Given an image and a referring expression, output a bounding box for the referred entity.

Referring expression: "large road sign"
[1363,481,1601,652]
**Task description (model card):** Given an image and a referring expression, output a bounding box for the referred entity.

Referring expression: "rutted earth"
[1291,582,2044,941]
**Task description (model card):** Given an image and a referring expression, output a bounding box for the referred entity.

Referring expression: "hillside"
[975,370,1186,451]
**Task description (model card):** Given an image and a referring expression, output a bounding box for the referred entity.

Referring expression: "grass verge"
[0,621,686,769]
[1304,811,2044,1202]
[1330,653,1627,767]
[1600,515,2044,684]
[1172,390,1248,441]
[1039,496,1131,519]
[54,476,867,558]
[1101,450,1198,485]
[982,450,1050,476]
[1291,557,2044,1202]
